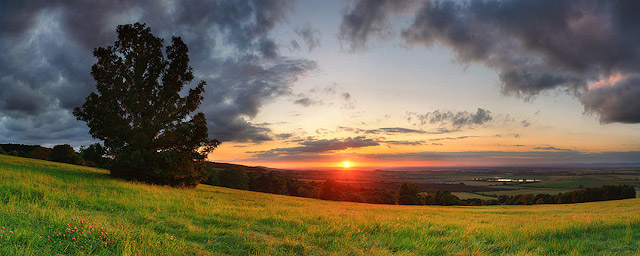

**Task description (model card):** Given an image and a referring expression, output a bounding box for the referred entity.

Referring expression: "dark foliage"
[80,143,111,168]
[423,190,461,206]
[49,144,85,165]
[397,183,423,205]
[0,143,51,160]
[30,147,51,160]
[479,185,636,206]
[208,167,249,190]
[73,23,219,187]
[0,146,5,155]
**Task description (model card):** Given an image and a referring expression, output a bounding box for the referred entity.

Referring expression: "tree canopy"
[49,144,85,165]
[74,23,219,187]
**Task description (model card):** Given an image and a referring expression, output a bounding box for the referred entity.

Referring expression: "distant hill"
[206,161,272,173]
[0,143,47,153]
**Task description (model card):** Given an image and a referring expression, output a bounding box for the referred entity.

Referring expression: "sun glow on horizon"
[342,161,351,168]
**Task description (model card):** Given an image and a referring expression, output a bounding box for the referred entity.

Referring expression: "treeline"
[0,143,110,168]
[488,185,638,205]
[203,167,637,206]
[204,167,397,204]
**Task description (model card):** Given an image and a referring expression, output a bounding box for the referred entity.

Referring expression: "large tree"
[74,23,219,187]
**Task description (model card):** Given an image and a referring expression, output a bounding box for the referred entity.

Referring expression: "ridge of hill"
[1,154,639,255]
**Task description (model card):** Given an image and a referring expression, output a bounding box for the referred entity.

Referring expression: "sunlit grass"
[1,154,639,255]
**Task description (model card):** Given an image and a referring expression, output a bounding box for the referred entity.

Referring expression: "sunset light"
[2,1,639,255]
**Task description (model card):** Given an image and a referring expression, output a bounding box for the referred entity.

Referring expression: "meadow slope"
[0,154,638,255]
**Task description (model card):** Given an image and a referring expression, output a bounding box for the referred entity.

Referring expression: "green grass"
[451,192,496,200]
[1,154,639,255]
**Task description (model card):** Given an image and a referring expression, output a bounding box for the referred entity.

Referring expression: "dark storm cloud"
[0,0,314,145]
[202,56,316,142]
[295,24,321,52]
[338,0,411,52]
[248,136,379,157]
[410,108,492,128]
[401,0,640,123]
[581,74,640,123]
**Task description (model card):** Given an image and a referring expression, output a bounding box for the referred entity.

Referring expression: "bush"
[397,183,423,205]
[49,144,85,165]
[217,167,249,189]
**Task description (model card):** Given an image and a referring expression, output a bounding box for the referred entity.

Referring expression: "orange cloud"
[589,73,622,90]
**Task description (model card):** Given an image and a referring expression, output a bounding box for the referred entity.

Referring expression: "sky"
[1,0,640,169]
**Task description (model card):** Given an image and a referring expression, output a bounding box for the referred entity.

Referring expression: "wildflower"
[39,236,43,238]
[80,246,83,249]
[1,227,4,229]
[9,231,13,234]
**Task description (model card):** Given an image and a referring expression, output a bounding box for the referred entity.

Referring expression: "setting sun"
[342,161,351,168]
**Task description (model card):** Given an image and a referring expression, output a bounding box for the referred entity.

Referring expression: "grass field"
[1,154,639,255]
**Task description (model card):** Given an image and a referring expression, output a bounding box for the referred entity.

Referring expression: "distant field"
[277,168,640,200]
[450,192,496,200]
[1,154,639,255]
[480,187,578,197]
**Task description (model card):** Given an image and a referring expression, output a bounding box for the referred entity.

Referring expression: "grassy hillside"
[1,154,638,255]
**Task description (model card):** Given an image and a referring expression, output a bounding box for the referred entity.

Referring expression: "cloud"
[581,74,640,123]
[533,145,575,152]
[410,108,493,128]
[428,136,478,141]
[275,133,294,140]
[0,0,315,145]
[384,140,424,146]
[295,24,321,52]
[248,136,379,157]
[494,133,520,138]
[400,0,640,123]
[293,97,318,107]
[367,127,426,134]
[338,126,456,135]
[338,0,411,52]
